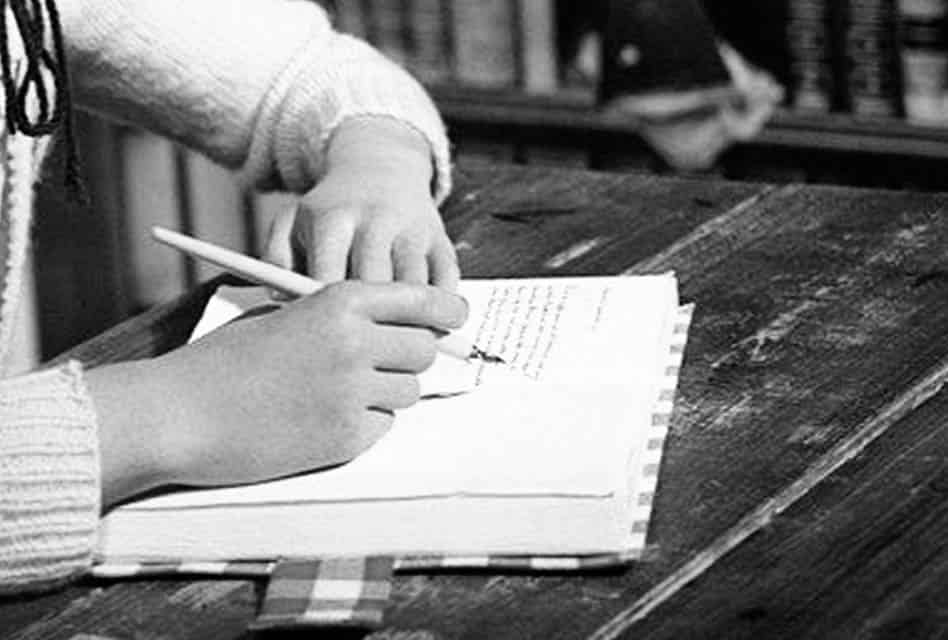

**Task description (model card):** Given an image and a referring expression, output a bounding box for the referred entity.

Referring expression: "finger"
[392,236,429,285]
[355,282,468,330]
[428,238,461,292]
[350,224,394,282]
[364,371,422,411]
[261,208,299,300]
[262,207,296,269]
[369,325,438,373]
[306,211,355,283]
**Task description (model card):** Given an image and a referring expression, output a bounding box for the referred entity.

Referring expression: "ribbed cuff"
[0,361,100,594]
[243,32,452,204]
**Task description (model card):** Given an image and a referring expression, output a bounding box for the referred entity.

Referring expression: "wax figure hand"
[264,117,460,291]
[85,282,468,509]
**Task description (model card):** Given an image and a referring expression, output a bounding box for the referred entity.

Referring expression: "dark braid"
[0,0,85,203]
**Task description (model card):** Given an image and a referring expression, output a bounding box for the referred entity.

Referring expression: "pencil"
[151,226,499,363]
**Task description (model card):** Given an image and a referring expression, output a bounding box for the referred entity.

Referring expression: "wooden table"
[6,164,948,639]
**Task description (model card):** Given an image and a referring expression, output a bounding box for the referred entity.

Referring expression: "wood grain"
[8,165,948,638]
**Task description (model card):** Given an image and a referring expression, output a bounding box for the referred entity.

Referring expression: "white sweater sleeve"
[58,0,452,201]
[0,362,100,594]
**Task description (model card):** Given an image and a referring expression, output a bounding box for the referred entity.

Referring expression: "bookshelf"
[322,0,948,189]
[433,85,948,189]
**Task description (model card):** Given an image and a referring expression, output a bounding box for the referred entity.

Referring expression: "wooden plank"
[10,167,948,637]
[622,366,948,639]
[6,581,256,640]
[446,164,769,278]
[372,174,948,637]
[3,166,766,637]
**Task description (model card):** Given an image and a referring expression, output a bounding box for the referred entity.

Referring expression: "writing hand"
[87,281,468,508]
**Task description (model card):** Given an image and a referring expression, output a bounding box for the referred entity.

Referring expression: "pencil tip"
[470,345,506,364]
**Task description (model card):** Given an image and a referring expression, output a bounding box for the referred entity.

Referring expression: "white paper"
[133,275,678,510]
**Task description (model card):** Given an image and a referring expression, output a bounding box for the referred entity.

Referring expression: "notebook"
[94,274,691,567]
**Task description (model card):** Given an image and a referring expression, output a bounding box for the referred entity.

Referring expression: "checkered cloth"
[250,557,394,630]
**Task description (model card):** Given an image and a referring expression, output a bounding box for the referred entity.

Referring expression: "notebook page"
[459,275,678,386]
[189,275,678,396]
[134,275,676,509]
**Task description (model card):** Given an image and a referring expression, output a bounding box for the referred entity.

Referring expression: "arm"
[59,0,450,196]
[0,282,467,594]
[59,0,456,287]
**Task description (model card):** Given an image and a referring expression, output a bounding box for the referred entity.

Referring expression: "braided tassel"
[0,0,86,204]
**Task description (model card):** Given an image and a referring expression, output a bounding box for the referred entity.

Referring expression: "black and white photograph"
[3,0,948,637]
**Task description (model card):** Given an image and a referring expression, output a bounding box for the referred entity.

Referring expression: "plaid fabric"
[249,557,394,630]
[91,303,694,629]
[89,551,643,579]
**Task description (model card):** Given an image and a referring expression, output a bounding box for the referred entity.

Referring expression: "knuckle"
[322,281,362,315]
[332,329,370,364]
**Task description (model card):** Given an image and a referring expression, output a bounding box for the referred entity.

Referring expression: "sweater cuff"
[0,361,100,594]
[243,32,452,204]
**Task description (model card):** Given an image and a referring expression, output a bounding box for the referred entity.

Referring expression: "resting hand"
[264,117,459,291]
[87,281,468,508]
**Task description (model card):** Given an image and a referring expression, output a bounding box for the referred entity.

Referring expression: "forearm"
[59,0,451,199]
[59,0,318,167]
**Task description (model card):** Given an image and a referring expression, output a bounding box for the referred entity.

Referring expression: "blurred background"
[19,0,948,370]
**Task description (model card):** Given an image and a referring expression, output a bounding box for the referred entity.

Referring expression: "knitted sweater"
[0,0,451,594]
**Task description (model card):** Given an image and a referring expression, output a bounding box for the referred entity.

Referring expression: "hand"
[263,117,460,291]
[87,281,468,509]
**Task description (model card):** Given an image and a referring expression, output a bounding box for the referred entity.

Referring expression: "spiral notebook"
[93,274,692,574]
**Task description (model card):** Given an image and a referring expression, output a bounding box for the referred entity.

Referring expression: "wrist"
[327,116,434,181]
[85,360,177,509]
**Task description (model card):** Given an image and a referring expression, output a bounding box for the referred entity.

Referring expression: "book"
[95,274,690,564]
[405,0,452,84]
[786,0,836,112]
[367,0,409,67]
[450,0,518,89]
[842,0,903,118]
[897,0,948,125]
[517,0,559,94]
